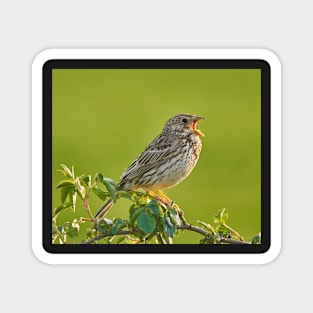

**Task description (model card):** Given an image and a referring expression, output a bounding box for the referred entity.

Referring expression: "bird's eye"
[182,118,187,123]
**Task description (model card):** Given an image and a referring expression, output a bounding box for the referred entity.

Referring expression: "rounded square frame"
[32,49,281,264]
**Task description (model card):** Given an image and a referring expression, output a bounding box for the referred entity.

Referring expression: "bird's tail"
[94,198,114,222]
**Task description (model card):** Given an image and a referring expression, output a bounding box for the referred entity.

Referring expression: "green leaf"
[63,221,79,238]
[86,228,97,240]
[102,177,118,188]
[97,220,109,233]
[251,233,261,244]
[71,166,75,178]
[129,203,136,213]
[168,208,180,225]
[111,218,124,235]
[59,186,76,212]
[216,225,230,238]
[101,178,118,202]
[163,216,177,238]
[81,175,91,188]
[214,208,226,224]
[213,215,220,224]
[95,173,103,182]
[118,190,134,201]
[59,164,73,178]
[137,211,156,234]
[54,202,74,215]
[147,202,163,217]
[222,213,229,223]
[92,185,109,201]
[56,180,75,189]
[129,206,145,226]
[60,186,75,204]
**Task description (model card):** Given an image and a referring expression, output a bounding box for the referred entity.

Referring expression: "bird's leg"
[155,190,183,213]
[147,190,169,206]
[155,190,173,206]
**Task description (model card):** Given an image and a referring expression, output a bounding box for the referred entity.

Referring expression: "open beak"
[190,116,205,137]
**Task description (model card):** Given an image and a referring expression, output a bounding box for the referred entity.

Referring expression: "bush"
[52,164,261,245]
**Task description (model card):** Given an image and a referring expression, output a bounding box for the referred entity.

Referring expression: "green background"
[52,68,261,243]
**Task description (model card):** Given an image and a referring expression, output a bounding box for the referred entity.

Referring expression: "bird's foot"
[148,190,188,225]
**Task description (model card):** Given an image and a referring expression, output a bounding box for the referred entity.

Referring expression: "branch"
[82,223,250,245]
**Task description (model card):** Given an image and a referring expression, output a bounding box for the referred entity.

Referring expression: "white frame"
[32,49,281,264]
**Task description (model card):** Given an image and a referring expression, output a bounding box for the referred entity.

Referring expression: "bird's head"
[163,113,205,137]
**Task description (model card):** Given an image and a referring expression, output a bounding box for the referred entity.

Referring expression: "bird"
[94,113,205,222]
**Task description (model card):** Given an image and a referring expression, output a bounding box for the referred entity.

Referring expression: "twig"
[52,217,66,244]
[82,230,133,244]
[83,197,95,224]
[221,223,244,241]
[219,238,250,245]
[178,224,250,244]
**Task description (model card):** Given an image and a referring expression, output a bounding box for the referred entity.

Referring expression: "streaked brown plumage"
[94,113,205,222]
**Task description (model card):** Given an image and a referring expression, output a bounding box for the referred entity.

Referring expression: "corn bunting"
[94,113,205,222]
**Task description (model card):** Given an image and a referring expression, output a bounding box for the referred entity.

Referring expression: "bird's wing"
[118,133,180,186]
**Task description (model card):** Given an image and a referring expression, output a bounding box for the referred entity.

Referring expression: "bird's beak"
[191,116,205,137]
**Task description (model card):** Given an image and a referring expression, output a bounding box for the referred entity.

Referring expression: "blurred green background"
[52,68,261,243]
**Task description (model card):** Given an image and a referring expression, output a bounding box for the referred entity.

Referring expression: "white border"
[32,49,281,264]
